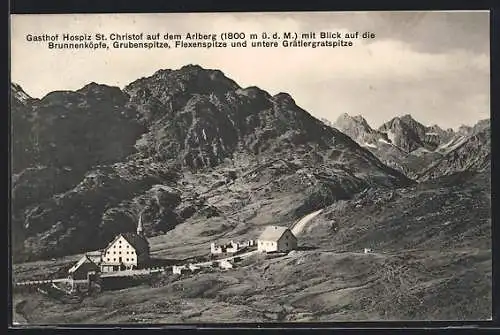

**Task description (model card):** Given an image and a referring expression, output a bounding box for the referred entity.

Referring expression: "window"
[113,258,116,261]
[113,251,116,254]
[119,251,121,255]
[126,258,129,261]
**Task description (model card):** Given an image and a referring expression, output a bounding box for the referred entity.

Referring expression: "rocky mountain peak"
[334,113,372,132]
[473,119,490,134]
[77,81,120,93]
[235,86,272,100]
[419,123,490,181]
[181,63,204,70]
[352,114,369,124]
[399,114,418,124]
[427,124,444,133]
[272,92,296,105]
[378,116,424,153]
[399,114,427,134]
[123,65,242,125]
[76,82,130,104]
[458,125,473,136]
[11,83,33,105]
[332,113,393,152]
[10,68,417,262]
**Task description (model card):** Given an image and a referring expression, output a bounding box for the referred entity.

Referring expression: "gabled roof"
[86,250,102,257]
[105,232,150,255]
[258,225,295,242]
[122,232,150,254]
[69,255,99,273]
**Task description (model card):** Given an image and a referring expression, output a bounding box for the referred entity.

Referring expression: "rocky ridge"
[11,65,413,261]
[332,113,490,180]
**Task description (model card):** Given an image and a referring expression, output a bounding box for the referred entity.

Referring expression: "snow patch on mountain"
[436,136,468,154]
[386,130,396,145]
[362,142,377,149]
[378,138,390,144]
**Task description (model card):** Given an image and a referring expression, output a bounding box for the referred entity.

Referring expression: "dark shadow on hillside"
[418,170,488,188]
[144,257,182,267]
[296,245,319,251]
[100,277,147,291]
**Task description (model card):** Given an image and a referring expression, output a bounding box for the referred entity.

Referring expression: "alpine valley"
[11,65,491,322]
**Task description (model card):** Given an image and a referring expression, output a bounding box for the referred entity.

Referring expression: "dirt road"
[291,209,323,236]
[194,250,259,267]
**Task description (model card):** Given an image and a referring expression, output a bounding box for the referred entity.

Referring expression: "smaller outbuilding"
[68,255,100,280]
[210,240,255,255]
[210,241,239,255]
[85,250,103,265]
[218,259,234,270]
[172,265,188,275]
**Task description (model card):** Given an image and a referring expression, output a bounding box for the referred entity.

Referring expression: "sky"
[10,11,490,129]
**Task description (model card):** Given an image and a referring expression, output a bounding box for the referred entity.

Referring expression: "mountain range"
[332,113,490,180]
[11,65,417,261]
[10,65,492,322]
[11,65,490,262]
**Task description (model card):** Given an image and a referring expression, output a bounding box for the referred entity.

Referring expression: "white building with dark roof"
[257,225,297,253]
[100,213,150,272]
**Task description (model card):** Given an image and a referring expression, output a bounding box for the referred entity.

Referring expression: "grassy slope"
[12,171,491,323]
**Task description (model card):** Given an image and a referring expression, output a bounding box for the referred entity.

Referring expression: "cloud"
[10,12,489,129]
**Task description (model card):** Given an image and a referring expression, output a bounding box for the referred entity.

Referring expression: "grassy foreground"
[12,171,491,323]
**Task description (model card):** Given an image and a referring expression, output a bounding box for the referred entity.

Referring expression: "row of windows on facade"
[106,258,135,262]
[106,250,135,255]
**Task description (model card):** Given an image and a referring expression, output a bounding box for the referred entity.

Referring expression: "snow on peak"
[386,130,396,144]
